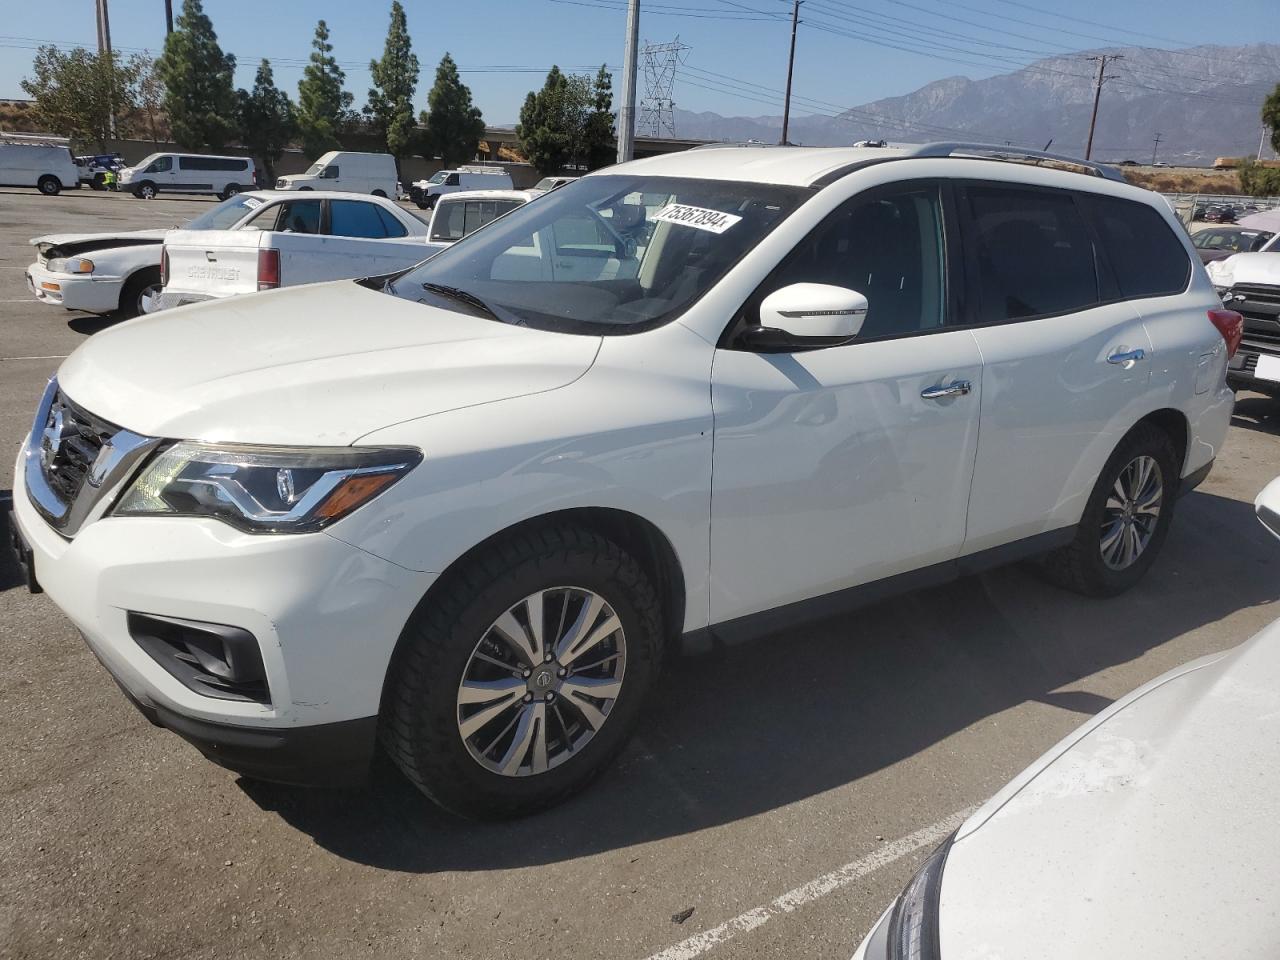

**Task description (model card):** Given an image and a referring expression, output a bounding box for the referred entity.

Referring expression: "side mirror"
[742,283,868,352]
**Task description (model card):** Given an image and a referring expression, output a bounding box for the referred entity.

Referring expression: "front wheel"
[135,182,157,200]
[37,175,61,196]
[116,267,163,319]
[1040,423,1179,597]
[380,524,663,818]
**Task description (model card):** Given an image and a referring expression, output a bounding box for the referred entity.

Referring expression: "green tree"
[1238,157,1280,197]
[419,53,485,168]
[365,1,419,161]
[133,53,167,142]
[1263,82,1280,157]
[296,19,355,159]
[237,60,295,183]
[516,66,571,175]
[156,0,237,150]
[21,45,140,150]
[516,66,606,174]
[583,64,615,170]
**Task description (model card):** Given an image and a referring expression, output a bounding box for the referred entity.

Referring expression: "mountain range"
[669,43,1280,164]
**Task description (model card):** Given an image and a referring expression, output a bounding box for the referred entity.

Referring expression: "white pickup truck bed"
[158,191,438,310]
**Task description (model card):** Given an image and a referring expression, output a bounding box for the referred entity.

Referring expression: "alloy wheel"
[456,587,627,777]
[1100,454,1162,570]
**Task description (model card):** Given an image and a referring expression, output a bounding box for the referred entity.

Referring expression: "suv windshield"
[185,195,262,231]
[304,161,325,175]
[387,175,806,334]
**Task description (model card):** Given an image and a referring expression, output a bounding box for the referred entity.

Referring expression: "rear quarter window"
[1079,194,1191,299]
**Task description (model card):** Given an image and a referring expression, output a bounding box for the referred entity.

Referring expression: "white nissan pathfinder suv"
[8,144,1240,818]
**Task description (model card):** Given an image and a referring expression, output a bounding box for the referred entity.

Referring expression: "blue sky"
[0,0,1274,127]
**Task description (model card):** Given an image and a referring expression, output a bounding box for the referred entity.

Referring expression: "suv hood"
[939,625,1280,958]
[56,281,601,445]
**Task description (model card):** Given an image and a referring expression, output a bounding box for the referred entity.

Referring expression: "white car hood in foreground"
[55,280,601,445]
[1206,250,1280,288]
[939,625,1280,960]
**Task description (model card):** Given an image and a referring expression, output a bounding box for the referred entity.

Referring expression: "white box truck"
[274,151,398,197]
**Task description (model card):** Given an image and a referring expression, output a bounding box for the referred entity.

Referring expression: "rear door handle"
[920,380,972,400]
[1107,348,1146,366]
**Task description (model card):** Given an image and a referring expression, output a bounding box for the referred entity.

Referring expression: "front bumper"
[11,443,431,786]
[26,262,123,313]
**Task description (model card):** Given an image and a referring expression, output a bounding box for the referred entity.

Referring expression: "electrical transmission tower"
[637,38,690,139]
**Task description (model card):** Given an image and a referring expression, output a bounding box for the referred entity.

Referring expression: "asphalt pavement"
[2,185,1279,960]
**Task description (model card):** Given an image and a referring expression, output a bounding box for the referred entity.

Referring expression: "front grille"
[38,391,118,508]
[1231,283,1280,326]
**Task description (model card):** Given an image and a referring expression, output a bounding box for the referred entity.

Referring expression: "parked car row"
[24,187,538,319]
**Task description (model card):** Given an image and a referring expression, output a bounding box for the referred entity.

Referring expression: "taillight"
[1208,308,1243,359]
[160,248,168,286]
[257,248,280,291]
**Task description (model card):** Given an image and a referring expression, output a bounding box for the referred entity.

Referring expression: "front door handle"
[1107,348,1146,366]
[921,380,972,400]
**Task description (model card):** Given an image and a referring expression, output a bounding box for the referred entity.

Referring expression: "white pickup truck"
[158,191,433,311]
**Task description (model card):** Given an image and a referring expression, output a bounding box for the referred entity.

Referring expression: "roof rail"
[688,140,794,151]
[0,131,71,146]
[905,142,1126,182]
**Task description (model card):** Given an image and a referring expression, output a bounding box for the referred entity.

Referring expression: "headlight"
[113,442,421,533]
[47,257,94,274]
[886,833,954,960]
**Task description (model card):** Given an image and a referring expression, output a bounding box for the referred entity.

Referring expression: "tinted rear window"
[1079,194,1191,299]
[963,184,1099,322]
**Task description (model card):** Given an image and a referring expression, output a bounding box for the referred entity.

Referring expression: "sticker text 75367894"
[651,203,743,235]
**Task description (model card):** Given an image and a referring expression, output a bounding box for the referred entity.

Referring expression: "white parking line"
[641,806,977,960]
[0,355,68,361]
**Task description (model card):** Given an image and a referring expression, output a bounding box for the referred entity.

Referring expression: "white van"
[409,167,513,208]
[117,152,256,200]
[275,151,398,197]
[0,136,80,195]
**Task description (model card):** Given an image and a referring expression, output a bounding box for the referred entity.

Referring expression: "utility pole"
[1084,53,1121,161]
[165,0,174,34]
[1260,125,1269,162]
[616,0,640,164]
[95,0,112,56]
[95,0,116,139]
[780,0,802,145]
[1151,132,1162,166]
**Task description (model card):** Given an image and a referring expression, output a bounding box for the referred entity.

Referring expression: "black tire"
[91,173,106,190]
[116,267,162,320]
[135,181,157,200]
[220,183,241,200]
[37,175,61,196]
[372,189,387,198]
[415,200,429,210]
[298,186,313,192]
[380,523,664,819]
[1040,423,1179,597]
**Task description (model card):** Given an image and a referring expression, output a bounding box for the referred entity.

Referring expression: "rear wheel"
[1040,423,1179,596]
[372,189,387,198]
[380,524,663,818]
[37,175,61,196]
[116,267,162,319]
[220,183,241,200]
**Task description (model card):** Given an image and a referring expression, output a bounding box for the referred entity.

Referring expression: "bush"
[1239,158,1280,198]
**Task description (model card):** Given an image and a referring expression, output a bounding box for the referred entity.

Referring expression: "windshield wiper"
[421,282,503,321]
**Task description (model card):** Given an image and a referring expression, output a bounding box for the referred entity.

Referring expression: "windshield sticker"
[242,197,262,209]
[652,203,742,234]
